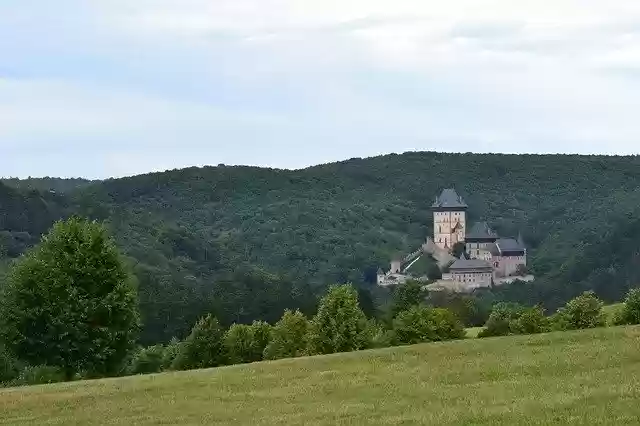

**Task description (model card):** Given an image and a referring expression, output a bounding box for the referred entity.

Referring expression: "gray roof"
[492,238,527,254]
[467,222,498,240]
[432,188,468,209]
[449,258,493,271]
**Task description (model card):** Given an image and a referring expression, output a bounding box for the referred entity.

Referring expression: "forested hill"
[3,152,640,342]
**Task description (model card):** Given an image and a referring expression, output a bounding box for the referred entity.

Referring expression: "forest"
[1,151,640,343]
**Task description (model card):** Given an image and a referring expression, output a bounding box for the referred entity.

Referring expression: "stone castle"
[377,188,531,291]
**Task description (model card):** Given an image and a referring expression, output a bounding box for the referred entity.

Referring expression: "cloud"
[1,0,640,178]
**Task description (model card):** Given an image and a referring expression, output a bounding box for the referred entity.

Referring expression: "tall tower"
[432,188,468,250]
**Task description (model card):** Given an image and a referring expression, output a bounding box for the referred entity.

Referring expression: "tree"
[224,324,254,364]
[0,217,139,379]
[615,288,640,325]
[249,321,272,362]
[172,314,226,371]
[390,280,425,319]
[307,285,371,355]
[263,310,309,360]
[553,291,606,330]
[393,306,465,345]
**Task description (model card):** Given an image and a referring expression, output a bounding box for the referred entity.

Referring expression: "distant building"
[445,257,494,289]
[377,188,531,291]
[432,188,467,250]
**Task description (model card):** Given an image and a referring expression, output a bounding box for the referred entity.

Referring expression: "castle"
[377,188,531,291]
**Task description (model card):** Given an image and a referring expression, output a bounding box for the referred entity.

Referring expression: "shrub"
[615,289,640,325]
[510,306,550,335]
[307,284,371,355]
[0,346,22,384]
[172,314,226,371]
[162,338,183,370]
[264,310,309,360]
[393,306,465,345]
[478,303,524,337]
[553,291,606,330]
[128,345,166,375]
[15,365,66,386]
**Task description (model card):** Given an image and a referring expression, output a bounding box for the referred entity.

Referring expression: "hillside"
[3,326,640,425]
[2,152,640,342]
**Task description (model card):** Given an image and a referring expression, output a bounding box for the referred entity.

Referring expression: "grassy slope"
[3,327,640,425]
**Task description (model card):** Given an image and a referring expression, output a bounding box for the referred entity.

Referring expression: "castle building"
[432,188,467,250]
[447,258,494,289]
[377,188,530,290]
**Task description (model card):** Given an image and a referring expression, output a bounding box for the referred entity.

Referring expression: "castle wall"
[450,270,492,289]
[492,254,527,278]
[465,242,493,261]
[433,210,466,249]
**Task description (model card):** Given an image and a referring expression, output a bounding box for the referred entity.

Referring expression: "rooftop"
[490,238,527,255]
[432,188,468,209]
[449,258,493,271]
[467,222,498,240]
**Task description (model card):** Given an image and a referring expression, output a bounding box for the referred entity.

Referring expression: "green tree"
[553,291,606,330]
[172,314,226,371]
[263,310,309,360]
[393,306,465,345]
[307,285,371,355]
[224,324,254,364]
[249,321,272,362]
[615,288,640,325]
[0,217,139,379]
[128,345,166,375]
[390,280,425,319]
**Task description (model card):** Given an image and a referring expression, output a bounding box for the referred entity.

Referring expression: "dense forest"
[1,152,640,343]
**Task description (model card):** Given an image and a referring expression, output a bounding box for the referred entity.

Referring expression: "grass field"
[3,326,640,425]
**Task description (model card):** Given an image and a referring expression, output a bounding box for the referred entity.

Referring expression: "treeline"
[3,217,640,388]
[4,152,640,344]
[0,218,464,386]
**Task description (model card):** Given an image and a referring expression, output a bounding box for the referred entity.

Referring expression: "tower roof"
[432,188,468,209]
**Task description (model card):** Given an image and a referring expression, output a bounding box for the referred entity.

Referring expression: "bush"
[172,314,226,371]
[14,365,66,386]
[553,291,606,331]
[393,306,465,345]
[615,289,640,325]
[510,306,550,335]
[249,321,272,362]
[264,310,309,360]
[1,346,22,384]
[162,338,183,370]
[478,303,523,337]
[307,284,371,355]
[478,303,549,337]
[128,345,166,375]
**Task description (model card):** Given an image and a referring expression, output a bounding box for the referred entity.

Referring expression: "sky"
[2,1,640,178]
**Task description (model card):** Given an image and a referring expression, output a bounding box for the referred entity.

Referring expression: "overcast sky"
[2,1,640,178]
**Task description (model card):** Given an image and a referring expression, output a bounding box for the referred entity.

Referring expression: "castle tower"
[432,188,468,250]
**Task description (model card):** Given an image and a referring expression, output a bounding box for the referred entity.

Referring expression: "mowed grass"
[3,327,640,425]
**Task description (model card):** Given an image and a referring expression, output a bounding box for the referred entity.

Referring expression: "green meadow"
[3,326,640,425]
